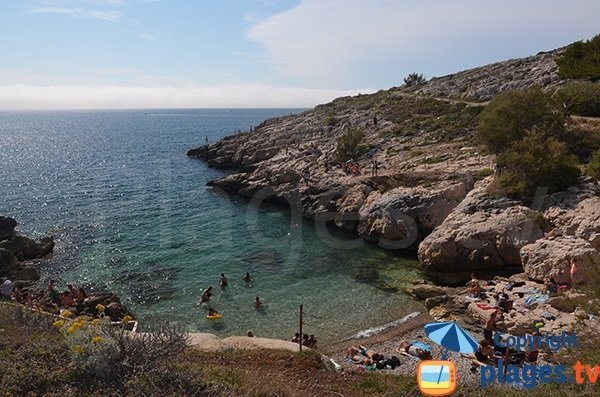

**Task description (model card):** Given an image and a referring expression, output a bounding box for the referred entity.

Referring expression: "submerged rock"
[0,216,17,241]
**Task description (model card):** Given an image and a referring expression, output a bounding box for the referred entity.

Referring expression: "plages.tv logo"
[417,321,480,396]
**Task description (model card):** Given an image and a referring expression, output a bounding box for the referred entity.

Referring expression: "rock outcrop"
[418,186,545,284]
[520,237,600,284]
[542,187,600,251]
[414,50,563,101]
[0,216,54,283]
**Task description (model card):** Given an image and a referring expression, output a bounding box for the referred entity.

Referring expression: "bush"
[587,151,600,180]
[335,129,366,161]
[554,81,600,117]
[557,34,600,81]
[479,88,566,154]
[403,72,426,87]
[497,132,580,201]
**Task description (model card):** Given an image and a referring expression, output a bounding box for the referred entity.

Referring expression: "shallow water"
[0,109,422,343]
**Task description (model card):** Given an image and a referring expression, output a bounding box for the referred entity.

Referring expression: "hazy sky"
[0,0,598,109]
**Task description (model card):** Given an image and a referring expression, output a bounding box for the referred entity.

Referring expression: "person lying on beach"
[396,341,432,360]
[347,346,385,364]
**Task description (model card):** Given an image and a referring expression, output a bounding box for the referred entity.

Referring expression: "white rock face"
[544,193,600,252]
[520,237,600,284]
[418,187,545,283]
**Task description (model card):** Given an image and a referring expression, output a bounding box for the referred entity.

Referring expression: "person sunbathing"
[347,346,385,364]
[396,341,432,360]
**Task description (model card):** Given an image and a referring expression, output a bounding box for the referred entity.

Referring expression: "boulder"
[7,266,40,281]
[0,248,18,276]
[548,296,577,313]
[418,187,545,284]
[0,236,54,260]
[408,284,447,300]
[544,195,600,251]
[0,216,17,241]
[105,302,129,322]
[358,180,470,249]
[520,237,600,284]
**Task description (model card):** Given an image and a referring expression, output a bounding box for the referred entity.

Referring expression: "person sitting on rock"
[291,332,301,343]
[543,277,559,295]
[498,293,513,312]
[307,334,317,348]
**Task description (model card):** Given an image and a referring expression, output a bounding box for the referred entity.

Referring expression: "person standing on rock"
[483,311,497,342]
[570,258,579,287]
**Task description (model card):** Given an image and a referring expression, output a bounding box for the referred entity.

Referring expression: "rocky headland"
[187,47,600,338]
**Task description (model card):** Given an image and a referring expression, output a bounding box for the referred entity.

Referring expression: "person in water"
[207,308,219,316]
[200,286,213,303]
[219,273,228,288]
[254,296,262,308]
[243,272,253,283]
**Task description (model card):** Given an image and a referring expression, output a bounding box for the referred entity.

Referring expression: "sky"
[0,0,599,109]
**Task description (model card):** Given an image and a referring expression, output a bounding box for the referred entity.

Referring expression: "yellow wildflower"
[91,319,101,326]
[121,315,133,323]
[73,345,84,354]
[61,309,73,318]
[91,336,103,344]
[53,320,64,328]
[66,325,77,334]
[95,303,106,313]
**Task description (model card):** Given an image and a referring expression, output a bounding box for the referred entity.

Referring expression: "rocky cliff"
[188,46,598,284]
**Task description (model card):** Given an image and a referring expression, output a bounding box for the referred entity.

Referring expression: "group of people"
[200,272,258,318]
[291,332,318,349]
[0,277,89,316]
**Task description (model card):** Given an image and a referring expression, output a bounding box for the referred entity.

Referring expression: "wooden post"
[299,304,303,352]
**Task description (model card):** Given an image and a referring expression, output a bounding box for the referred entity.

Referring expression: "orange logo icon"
[417,360,456,396]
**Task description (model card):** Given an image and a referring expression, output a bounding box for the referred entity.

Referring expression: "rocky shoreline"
[0,215,134,322]
[186,46,600,349]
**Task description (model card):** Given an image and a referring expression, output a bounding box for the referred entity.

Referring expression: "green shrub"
[403,72,426,87]
[554,81,600,117]
[497,132,580,201]
[335,129,366,161]
[479,88,566,154]
[587,151,600,181]
[557,34,600,81]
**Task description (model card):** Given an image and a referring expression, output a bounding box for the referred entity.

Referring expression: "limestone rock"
[7,267,40,281]
[408,284,447,300]
[0,236,54,261]
[543,192,600,251]
[418,187,545,284]
[0,216,17,241]
[520,237,600,284]
[0,248,18,276]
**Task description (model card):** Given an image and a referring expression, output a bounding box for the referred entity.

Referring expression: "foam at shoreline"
[349,311,421,339]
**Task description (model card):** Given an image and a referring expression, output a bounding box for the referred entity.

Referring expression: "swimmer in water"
[243,272,253,284]
[254,296,262,308]
[219,273,228,288]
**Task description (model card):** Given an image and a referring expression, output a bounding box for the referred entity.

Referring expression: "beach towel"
[410,341,432,351]
[476,303,495,310]
[524,293,549,306]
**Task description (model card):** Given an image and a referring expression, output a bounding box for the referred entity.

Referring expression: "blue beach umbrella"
[424,321,479,358]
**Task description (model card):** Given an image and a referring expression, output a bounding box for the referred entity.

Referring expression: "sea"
[0,109,422,343]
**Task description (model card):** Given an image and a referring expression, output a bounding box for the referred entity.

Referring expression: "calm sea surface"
[0,109,422,343]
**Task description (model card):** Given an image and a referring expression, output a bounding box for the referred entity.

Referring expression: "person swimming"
[207,308,219,316]
[254,296,262,308]
[243,272,253,284]
[200,286,213,304]
[219,273,228,288]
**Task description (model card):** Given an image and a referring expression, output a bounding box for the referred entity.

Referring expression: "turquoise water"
[0,109,422,343]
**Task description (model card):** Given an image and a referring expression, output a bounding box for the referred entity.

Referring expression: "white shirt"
[0,279,14,297]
